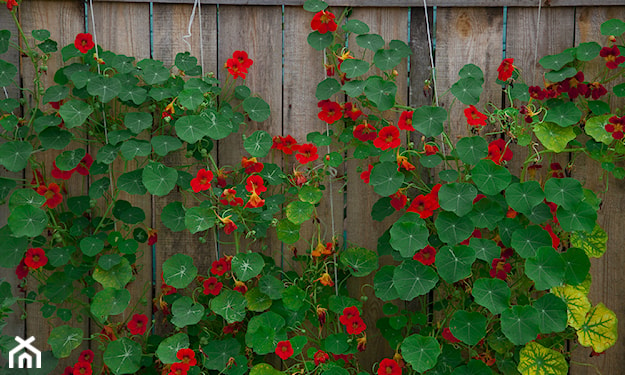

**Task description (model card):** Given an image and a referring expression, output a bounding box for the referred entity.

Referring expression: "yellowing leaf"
[577,303,618,353]
[518,341,568,375]
[571,274,592,296]
[570,224,607,258]
[551,285,591,329]
[533,122,576,153]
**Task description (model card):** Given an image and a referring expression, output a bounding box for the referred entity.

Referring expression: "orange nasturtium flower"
[315,272,334,287]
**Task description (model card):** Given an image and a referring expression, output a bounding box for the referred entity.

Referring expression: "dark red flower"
[190,168,214,193]
[210,257,231,276]
[587,82,607,100]
[147,228,157,246]
[605,115,625,140]
[464,105,488,127]
[169,363,190,375]
[64,366,74,375]
[548,163,565,178]
[232,50,253,69]
[36,183,63,209]
[30,169,44,188]
[311,10,338,34]
[343,102,363,121]
[413,245,436,265]
[74,33,94,54]
[51,161,74,180]
[203,277,223,296]
[378,358,401,375]
[398,111,414,131]
[442,327,461,343]
[361,164,373,184]
[490,258,512,280]
[272,135,298,155]
[600,45,625,69]
[225,58,247,79]
[220,188,244,207]
[127,313,148,335]
[75,153,93,176]
[15,259,28,279]
[353,122,378,142]
[542,224,560,249]
[241,156,264,174]
[79,350,94,364]
[339,306,361,326]
[559,72,588,100]
[345,316,367,335]
[295,143,319,164]
[245,175,267,194]
[424,143,439,156]
[176,348,197,366]
[528,86,546,100]
[73,361,92,375]
[497,58,515,81]
[485,139,513,165]
[219,215,238,235]
[24,247,48,270]
[373,126,400,151]
[275,340,294,360]
[390,191,407,211]
[314,350,329,366]
[318,100,342,124]
[216,168,230,188]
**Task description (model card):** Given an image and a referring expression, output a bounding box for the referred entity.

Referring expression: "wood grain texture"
[345,7,409,371]
[151,3,218,334]
[92,0,625,7]
[569,7,625,375]
[19,1,88,370]
[217,5,283,259]
[436,7,504,138]
[409,7,435,109]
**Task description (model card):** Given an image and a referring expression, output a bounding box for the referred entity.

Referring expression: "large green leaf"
[0,225,28,267]
[518,342,568,375]
[469,197,504,230]
[356,33,385,51]
[246,311,286,355]
[246,287,272,312]
[93,258,133,289]
[161,201,186,232]
[142,161,178,196]
[156,333,189,364]
[505,181,545,215]
[152,135,183,157]
[511,226,553,258]
[91,288,131,322]
[472,159,511,195]
[584,115,613,145]
[455,136,488,165]
[171,296,205,327]
[103,337,142,375]
[203,338,241,370]
[185,205,215,234]
[276,218,300,244]
[539,50,574,71]
[556,202,597,233]
[401,334,441,373]
[232,252,264,282]
[470,238,501,265]
[562,247,591,285]
[393,260,439,301]
[286,200,314,225]
[412,106,447,137]
[364,76,396,111]
[544,101,581,127]
[162,254,197,288]
[435,211,474,245]
[500,305,541,345]
[175,115,209,144]
[59,100,93,128]
[601,18,625,37]
[8,205,47,237]
[534,122,576,152]
[340,59,369,79]
[544,177,582,210]
[0,59,17,86]
[551,285,591,330]
[315,78,341,100]
[124,112,153,134]
[449,310,487,346]
[87,76,121,103]
[211,289,247,324]
[340,247,378,277]
[374,265,400,301]
[472,278,510,315]
[533,293,567,334]
[48,325,83,358]
[435,245,476,283]
[117,169,147,195]
[525,246,565,290]
[0,141,32,172]
[369,162,404,197]
[438,183,477,217]
[307,31,333,50]
[39,127,73,150]
[243,97,271,122]
[451,77,482,105]
[390,220,429,258]
[244,130,273,158]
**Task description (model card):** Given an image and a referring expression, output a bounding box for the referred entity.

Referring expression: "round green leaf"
[451,77,482,105]
[93,258,132,289]
[0,227,28,267]
[185,206,215,234]
[511,226,553,258]
[364,76,396,111]
[435,245,476,283]
[342,19,369,34]
[505,181,545,215]
[449,310,486,346]
[171,295,205,327]
[374,265,400,301]
[175,115,209,144]
[435,211,474,245]
[324,332,350,355]
[525,247,565,291]
[469,197,504,230]
[455,136,488,165]
[307,30,333,50]
[601,18,625,37]
[39,127,73,150]
[470,238,501,264]
[99,254,122,270]
[203,339,241,370]
[369,162,405,197]
[343,80,366,98]
[211,289,248,324]
[374,49,402,71]
[56,148,86,171]
[162,253,197,288]
[500,305,540,345]
[151,135,182,156]
[356,33,384,51]
[259,275,284,300]
[544,177,582,210]
[393,260,439,301]
[533,293,567,334]
[276,218,300,244]
[419,154,442,168]
[243,97,271,122]
[282,285,306,311]
[244,130,273,158]
[0,59,17,86]
[232,252,264,282]
[91,288,131,322]
[472,278,510,315]
[8,205,47,237]
[246,287,273,312]
[472,159,511,195]
[585,115,613,144]
[545,66,577,82]
[87,76,121,103]
[103,337,142,375]
[246,311,286,354]
[562,247,590,285]
[117,169,147,195]
[59,99,93,128]
[120,139,151,160]
[42,85,69,103]
[48,325,83,358]
[544,101,581,127]
[539,50,574,71]
[340,247,378,277]
[124,112,152,134]
[0,141,32,172]
[556,202,597,233]
[298,185,323,204]
[401,334,441,373]
[161,201,186,232]
[142,161,178,196]
[518,341,568,375]
[156,333,189,365]
[534,122,576,152]
[340,58,369,79]
[576,41,601,61]
[316,78,341,100]
[438,183,477,217]
[9,189,46,210]
[390,220,429,258]
[179,88,204,110]
[80,236,104,257]
[412,106,447,137]
[286,200,314,225]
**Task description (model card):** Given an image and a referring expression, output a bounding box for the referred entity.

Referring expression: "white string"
[422,0,438,107]
[533,0,543,84]
[183,0,206,74]
[182,0,198,51]
[2,87,8,99]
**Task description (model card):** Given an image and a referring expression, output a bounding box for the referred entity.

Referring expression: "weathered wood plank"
[345,7,409,369]
[92,0,625,8]
[19,1,88,370]
[216,5,283,260]
[409,7,435,109]
[436,7,504,137]
[570,7,625,375]
[151,3,218,334]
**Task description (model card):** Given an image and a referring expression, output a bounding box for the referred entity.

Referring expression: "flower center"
[320,13,331,23]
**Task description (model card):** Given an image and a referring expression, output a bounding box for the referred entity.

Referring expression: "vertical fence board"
[92,0,152,348]
[217,6,283,259]
[436,7,504,137]
[570,7,625,375]
[345,7,409,370]
[151,3,218,334]
[19,1,87,370]
[409,7,435,109]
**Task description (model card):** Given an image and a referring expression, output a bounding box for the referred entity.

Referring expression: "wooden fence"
[1,1,624,373]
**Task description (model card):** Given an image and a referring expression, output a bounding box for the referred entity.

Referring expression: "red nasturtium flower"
[127,314,148,335]
[4,0,18,11]
[311,10,338,34]
[373,126,401,151]
[15,259,29,279]
[245,175,267,193]
[211,257,231,276]
[245,192,265,208]
[496,58,515,81]
[424,143,439,155]
[147,228,158,246]
[314,350,330,366]
[353,122,378,142]
[378,358,402,375]
[486,139,513,165]
[343,102,363,121]
[442,327,461,343]
[169,362,190,375]
[220,188,244,207]
[398,111,414,131]
[316,305,328,326]
[241,156,264,174]
[74,33,94,54]
[542,224,560,249]
[51,161,74,180]
[275,340,294,360]
[559,71,588,100]
[218,215,238,235]
[600,45,625,69]
[203,277,223,296]
[234,280,248,294]
[225,58,247,79]
[190,168,214,193]
[75,153,93,175]
[406,193,438,219]
[605,115,625,140]
[464,105,488,127]
[232,50,254,69]
[63,366,73,375]
[490,257,512,280]
[396,155,415,172]
[24,247,47,269]
[176,348,197,366]
[390,191,407,211]
[272,135,298,154]
[79,350,94,364]
[295,143,319,164]
[345,316,367,335]
[339,306,361,326]
[413,245,436,266]
[36,182,63,209]
[73,361,92,375]
[528,85,546,100]
[360,164,373,184]
[318,100,343,124]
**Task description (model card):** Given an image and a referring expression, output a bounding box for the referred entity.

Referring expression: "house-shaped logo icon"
[9,336,41,369]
